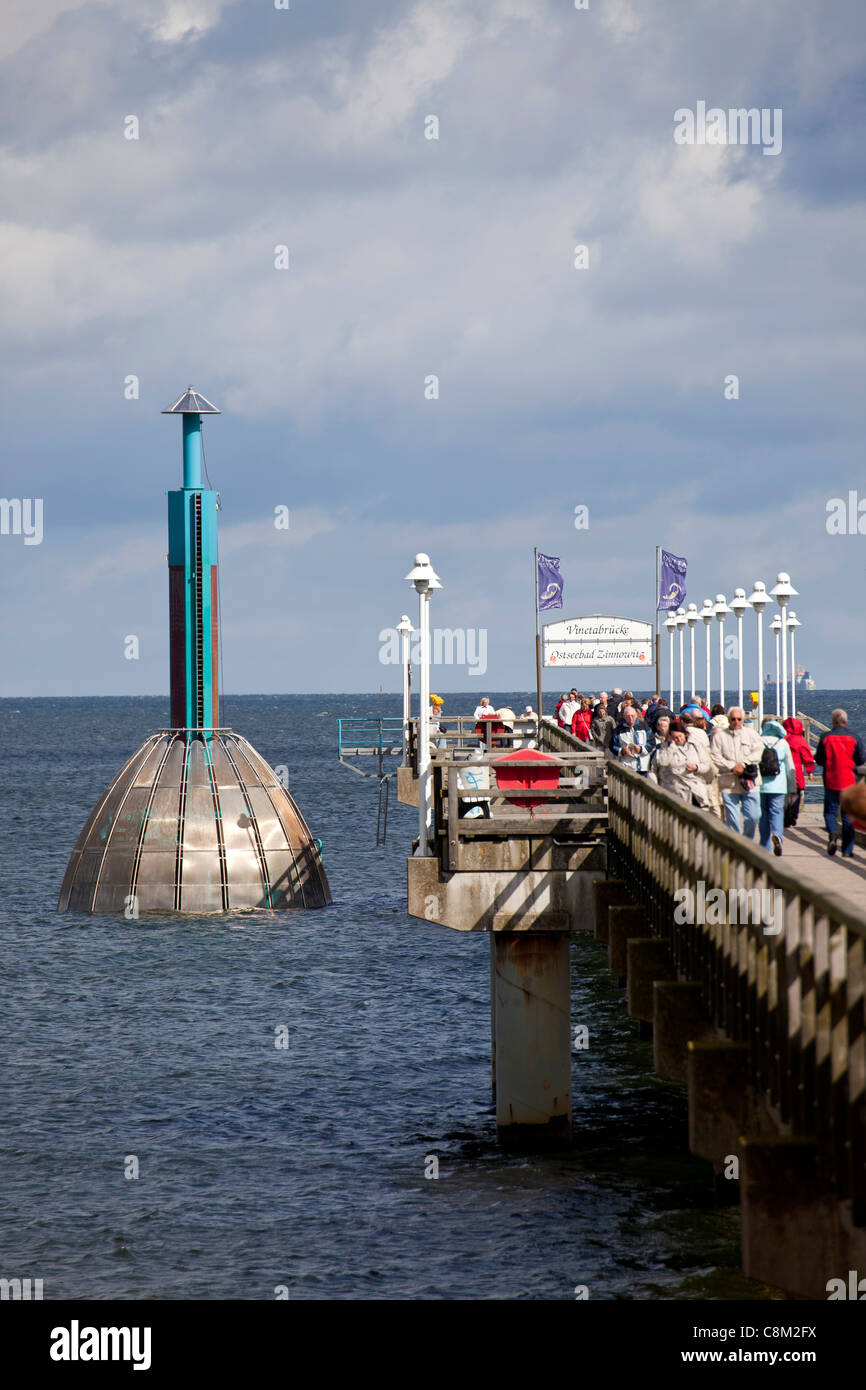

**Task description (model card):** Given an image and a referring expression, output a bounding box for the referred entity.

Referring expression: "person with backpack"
[758,718,797,856]
[710,706,765,838]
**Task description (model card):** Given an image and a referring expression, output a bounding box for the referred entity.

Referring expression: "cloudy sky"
[1,0,864,698]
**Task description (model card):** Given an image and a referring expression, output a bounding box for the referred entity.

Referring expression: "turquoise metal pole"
[183,414,203,489]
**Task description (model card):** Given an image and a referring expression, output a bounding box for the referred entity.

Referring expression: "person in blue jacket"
[759,718,796,856]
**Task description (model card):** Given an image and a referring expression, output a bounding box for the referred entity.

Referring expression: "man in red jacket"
[815,709,866,857]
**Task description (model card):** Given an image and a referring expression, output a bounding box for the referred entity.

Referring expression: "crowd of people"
[555,688,864,860]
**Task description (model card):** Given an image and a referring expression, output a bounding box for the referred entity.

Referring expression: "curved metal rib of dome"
[58,730,332,914]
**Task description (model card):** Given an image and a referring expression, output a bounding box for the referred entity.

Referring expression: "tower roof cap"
[162,386,220,414]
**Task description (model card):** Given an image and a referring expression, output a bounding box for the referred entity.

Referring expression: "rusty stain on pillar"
[491,933,571,1135]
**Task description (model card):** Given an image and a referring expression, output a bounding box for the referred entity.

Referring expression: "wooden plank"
[458,816,607,837]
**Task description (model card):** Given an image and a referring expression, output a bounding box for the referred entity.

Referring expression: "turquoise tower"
[162,387,221,733]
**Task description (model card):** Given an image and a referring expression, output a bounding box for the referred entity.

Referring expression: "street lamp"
[405,552,442,856]
[729,588,750,715]
[787,611,801,720]
[664,612,676,710]
[700,599,714,710]
[397,614,414,766]
[747,581,768,727]
[770,613,782,716]
[770,572,797,720]
[713,594,730,709]
[686,603,699,700]
[674,606,687,710]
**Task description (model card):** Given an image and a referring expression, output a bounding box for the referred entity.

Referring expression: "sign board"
[456,765,490,793]
[542,615,653,668]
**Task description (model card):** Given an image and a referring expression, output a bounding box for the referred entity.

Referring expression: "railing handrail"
[608,762,866,938]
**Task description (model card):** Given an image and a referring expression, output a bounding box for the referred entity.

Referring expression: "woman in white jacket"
[654,719,711,807]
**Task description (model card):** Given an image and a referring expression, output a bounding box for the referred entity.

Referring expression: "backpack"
[759,739,780,779]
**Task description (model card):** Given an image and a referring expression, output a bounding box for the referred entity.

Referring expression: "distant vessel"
[796,666,817,691]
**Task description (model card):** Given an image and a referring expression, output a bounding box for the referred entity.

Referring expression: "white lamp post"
[405,552,442,855]
[747,581,768,727]
[714,594,730,709]
[664,612,676,710]
[397,614,414,766]
[770,572,797,721]
[674,606,686,710]
[701,599,714,709]
[729,588,749,715]
[686,603,698,699]
[787,611,801,720]
[770,613,782,716]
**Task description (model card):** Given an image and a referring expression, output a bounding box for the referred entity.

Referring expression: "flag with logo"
[657,550,687,611]
[537,552,564,611]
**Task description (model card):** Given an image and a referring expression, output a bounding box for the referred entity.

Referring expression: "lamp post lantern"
[770,613,782,716]
[747,581,768,727]
[397,614,414,766]
[686,603,698,700]
[713,594,730,709]
[770,572,797,720]
[787,611,801,720]
[729,588,750,714]
[664,613,676,710]
[405,553,442,855]
[701,599,714,710]
[674,606,686,710]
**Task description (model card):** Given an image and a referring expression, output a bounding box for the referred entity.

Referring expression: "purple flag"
[658,550,687,611]
[537,552,563,611]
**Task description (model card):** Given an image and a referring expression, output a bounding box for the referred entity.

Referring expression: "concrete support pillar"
[687,1040,778,1162]
[741,1139,840,1299]
[491,933,571,1135]
[489,934,497,1098]
[592,878,631,944]
[626,938,675,1024]
[653,980,713,1084]
[608,905,647,983]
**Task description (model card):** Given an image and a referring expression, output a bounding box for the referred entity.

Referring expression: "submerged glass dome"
[58,730,331,914]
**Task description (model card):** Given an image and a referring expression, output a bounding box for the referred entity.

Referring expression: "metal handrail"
[337,717,404,759]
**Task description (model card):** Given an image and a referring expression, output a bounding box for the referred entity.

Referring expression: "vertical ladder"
[193,492,204,727]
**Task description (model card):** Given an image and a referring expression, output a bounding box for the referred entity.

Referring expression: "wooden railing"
[606,762,866,1221]
[430,749,606,869]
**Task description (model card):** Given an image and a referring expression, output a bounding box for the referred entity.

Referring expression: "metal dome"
[58,730,331,914]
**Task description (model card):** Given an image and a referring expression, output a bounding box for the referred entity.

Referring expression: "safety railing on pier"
[337,717,404,759]
[606,762,866,1222]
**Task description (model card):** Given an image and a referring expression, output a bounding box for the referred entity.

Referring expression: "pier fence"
[607,762,866,1222]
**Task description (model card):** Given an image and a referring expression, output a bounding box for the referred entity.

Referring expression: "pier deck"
[783,804,866,896]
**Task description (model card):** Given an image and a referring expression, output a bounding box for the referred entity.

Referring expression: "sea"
[1,689,862,1301]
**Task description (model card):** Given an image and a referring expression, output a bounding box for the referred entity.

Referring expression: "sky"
[1,0,865,698]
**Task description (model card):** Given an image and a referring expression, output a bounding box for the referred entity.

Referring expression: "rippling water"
[3,691,857,1300]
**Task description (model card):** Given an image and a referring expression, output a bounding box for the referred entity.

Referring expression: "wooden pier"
[397,714,866,1299]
